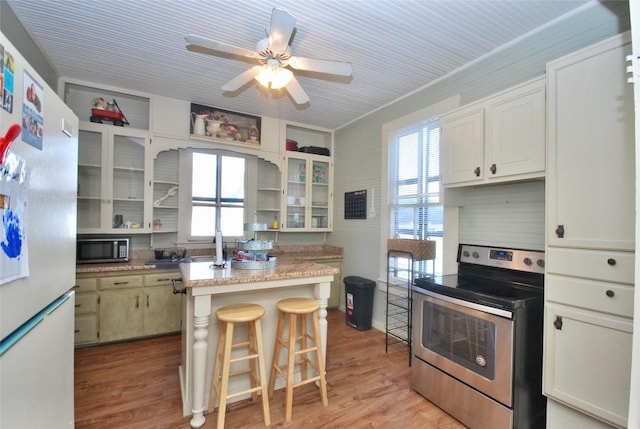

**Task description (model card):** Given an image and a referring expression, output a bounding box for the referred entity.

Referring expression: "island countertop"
[179,253,339,428]
[180,256,339,288]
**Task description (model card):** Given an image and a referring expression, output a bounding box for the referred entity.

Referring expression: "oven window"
[421,300,496,379]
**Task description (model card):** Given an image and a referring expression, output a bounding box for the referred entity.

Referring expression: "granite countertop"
[180,255,339,288]
[76,245,343,274]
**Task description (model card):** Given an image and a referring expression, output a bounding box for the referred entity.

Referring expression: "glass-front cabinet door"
[284,156,307,229]
[283,153,332,231]
[77,127,104,231]
[310,158,330,228]
[77,122,151,233]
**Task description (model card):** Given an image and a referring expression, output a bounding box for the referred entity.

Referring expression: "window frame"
[388,119,442,277]
[177,148,252,244]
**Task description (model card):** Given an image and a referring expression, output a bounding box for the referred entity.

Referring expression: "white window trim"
[378,95,460,285]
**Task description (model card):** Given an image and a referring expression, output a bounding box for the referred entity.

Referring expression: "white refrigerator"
[0,31,78,428]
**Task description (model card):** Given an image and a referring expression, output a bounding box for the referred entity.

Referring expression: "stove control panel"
[459,244,545,274]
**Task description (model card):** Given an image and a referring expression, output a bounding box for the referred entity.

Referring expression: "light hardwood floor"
[74,310,466,428]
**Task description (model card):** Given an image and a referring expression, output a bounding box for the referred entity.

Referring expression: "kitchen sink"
[145,258,190,268]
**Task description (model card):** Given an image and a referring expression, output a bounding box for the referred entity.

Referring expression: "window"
[388,119,442,276]
[190,152,245,238]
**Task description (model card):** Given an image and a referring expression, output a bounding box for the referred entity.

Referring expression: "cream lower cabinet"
[544,301,632,428]
[100,288,144,342]
[73,277,99,345]
[75,270,182,345]
[544,33,635,428]
[142,272,183,336]
[97,274,145,343]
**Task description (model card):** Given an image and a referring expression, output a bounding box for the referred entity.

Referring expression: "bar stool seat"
[268,297,328,422]
[209,303,270,428]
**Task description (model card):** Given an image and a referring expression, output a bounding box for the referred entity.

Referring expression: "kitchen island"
[178,257,339,428]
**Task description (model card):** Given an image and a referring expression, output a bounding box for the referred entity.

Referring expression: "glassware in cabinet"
[284,156,307,229]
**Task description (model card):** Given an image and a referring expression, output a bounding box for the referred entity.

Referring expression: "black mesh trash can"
[344,276,375,330]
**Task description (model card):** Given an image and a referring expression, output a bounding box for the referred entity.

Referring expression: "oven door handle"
[414,288,513,319]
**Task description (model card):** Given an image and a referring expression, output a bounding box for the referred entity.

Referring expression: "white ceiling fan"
[185,7,352,105]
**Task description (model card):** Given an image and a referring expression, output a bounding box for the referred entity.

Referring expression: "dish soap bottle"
[271,216,279,230]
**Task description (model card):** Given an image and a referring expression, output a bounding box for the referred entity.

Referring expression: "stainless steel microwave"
[76,238,129,264]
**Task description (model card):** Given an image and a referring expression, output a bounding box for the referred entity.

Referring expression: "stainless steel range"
[411,244,546,429]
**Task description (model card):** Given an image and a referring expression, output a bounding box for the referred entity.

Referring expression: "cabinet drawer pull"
[474,167,481,177]
[75,304,81,308]
[147,295,150,307]
[555,225,564,238]
[606,290,615,298]
[553,316,563,330]
[136,296,139,308]
[73,285,80,289]
[114,281,129,285]
[607,258,616,266]
[156,278,171,282]
[489,163,497,174]
[75,329,80,333]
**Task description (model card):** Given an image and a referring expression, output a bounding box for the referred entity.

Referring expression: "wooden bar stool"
[208,303,270,428]
[268,297,328,422]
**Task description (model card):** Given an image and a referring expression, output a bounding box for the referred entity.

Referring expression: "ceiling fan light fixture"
[255,65,292,89]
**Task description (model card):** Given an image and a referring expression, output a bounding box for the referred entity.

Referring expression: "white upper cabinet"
[281,123,333,232]
[485,81,545,180]
[441,78,545,187]
[77,122,152,234]
[546,34,635,251]
[440,106,485,184]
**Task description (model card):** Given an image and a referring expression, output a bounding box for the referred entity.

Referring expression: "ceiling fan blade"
[185,34,257,59]
[285,75,310,105]
[288,56,353,77]
[222,66,261,92]
[268,8,296,53]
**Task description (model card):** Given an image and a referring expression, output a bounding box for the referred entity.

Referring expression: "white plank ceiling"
[6,0,593,130]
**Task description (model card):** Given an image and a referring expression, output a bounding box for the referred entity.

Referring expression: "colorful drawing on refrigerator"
[0,152,29,285]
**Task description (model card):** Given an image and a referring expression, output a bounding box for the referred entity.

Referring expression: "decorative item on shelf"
[312,163,327,183]
[286,139,298,151]
[89,98,129,126]
[387,238,436,261]
[298,146,330,156]
[153,219,162,231]
[271,216,279,230]
[154,186,178,207]
[298,164,305,182]
[189,103,261,145]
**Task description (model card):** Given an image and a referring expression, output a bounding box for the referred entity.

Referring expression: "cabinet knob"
[474,167,481,177]
[490,163,497,174]
[553,316,563,330]
[606,290,615,298]
[555,225,565,238]
[607,258,616,266]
